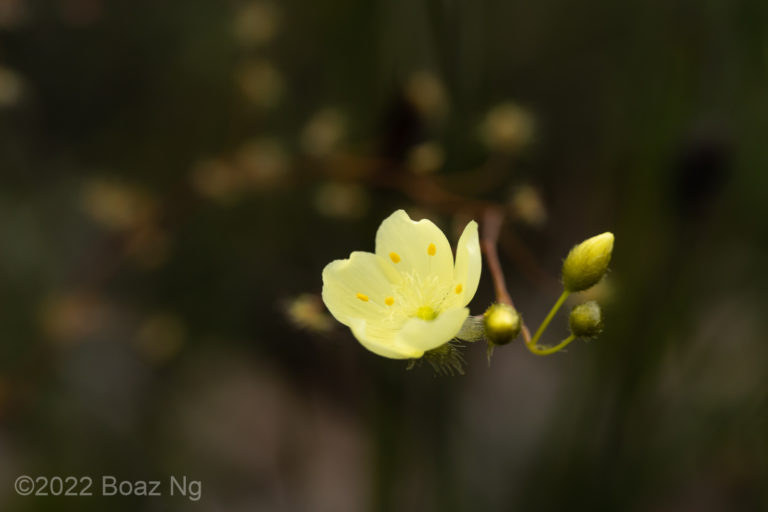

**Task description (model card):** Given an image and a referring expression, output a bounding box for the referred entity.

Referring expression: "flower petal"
[397,307,469,353]
[349,318,422,359]
[453,220,482,307]
[375,209,453,284]
[322,251,401,325]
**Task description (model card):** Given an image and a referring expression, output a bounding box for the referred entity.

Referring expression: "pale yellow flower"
[322,210,481,359]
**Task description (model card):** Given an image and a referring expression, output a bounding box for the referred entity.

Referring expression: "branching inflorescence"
[321,209,614,374]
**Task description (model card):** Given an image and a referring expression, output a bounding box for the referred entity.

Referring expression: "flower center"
[416,306,438,321]
[372,271,455,329]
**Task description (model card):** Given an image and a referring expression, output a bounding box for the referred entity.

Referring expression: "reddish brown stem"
[480,206,532,344]
[480,206,513,306]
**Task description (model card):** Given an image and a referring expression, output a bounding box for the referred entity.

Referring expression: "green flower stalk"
[526,232,614,356]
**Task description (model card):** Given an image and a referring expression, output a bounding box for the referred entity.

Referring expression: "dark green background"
[1,0,766,510]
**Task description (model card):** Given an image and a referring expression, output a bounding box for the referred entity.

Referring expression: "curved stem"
[527,334,576,356]
[481,206,514,306]
[528,290,570,347]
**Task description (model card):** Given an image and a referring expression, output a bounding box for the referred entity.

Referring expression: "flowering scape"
[321,209,614,367]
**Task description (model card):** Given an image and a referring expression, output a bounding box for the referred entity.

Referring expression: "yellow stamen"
[385,296,394,306]
[455,284,463,294]
[427,243,436,256]
[356,293,369,302]
[389,252,401,263]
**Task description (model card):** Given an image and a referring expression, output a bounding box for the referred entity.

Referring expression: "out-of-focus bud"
[233,1,280,47]
[483,303,521,345]
[406,142,444,175]
[190,159,242,201]
[508,185,547,227]
[236,138,289,189]
[284,294,334,333]
[405,71,448,120]
[561,232,614,292]
[301,108,346,158]
[313,182,368,220]
[80,179,155,231]
[569,301,603,338]
[480,102,534,153]
[236,59,283,109]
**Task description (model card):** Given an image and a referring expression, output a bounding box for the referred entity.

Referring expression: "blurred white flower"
[508,185,547,227]
[405,71,448,119]
[301,108,346,158]
[284,294,335,333]
[406,142,444,175]
[236,59,283,109]
[236,138,289,189]
[190,159,242,201]
[80,179,155,231]
[480,102,535,153]
[313,182,368,220]
[233,1,280,47]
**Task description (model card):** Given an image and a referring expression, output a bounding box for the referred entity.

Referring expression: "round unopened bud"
[569,301,603,338]
[561,232,614,292]
[483,303,521,345]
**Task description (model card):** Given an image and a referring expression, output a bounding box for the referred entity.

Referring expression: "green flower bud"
[569,301,603,338]
[561,232,614,292]
[483,303,521,345]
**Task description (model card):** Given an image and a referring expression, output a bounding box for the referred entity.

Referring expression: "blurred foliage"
[1,0,768,511]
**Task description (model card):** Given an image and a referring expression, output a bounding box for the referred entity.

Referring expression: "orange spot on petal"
[385,296,394,306]
[455,284,463,294]
[356,293,369,302]
[427,243,436,256]
[389,252,401,263]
